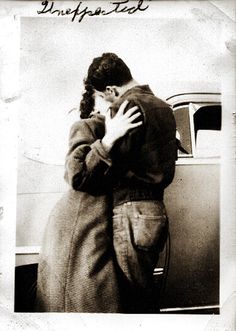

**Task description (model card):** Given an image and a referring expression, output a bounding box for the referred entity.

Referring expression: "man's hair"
[80,53,133,119]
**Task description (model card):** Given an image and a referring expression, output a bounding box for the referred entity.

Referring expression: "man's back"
[109,85,177,205]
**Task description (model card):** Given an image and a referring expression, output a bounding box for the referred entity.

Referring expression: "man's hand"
[102,100,143,152]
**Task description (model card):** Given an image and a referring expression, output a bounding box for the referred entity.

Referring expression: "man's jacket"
[109,85,177,205]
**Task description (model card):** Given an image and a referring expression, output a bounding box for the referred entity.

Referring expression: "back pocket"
[133,214,168,251]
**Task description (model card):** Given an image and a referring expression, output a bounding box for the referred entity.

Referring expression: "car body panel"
[160,163,219,309]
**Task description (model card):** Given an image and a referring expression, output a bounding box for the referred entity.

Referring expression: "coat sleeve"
[64,120,112,195]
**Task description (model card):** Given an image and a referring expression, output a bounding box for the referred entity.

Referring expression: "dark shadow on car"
[15,263,38,312]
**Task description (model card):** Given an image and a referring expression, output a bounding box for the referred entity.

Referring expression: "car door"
[157,95,221,313]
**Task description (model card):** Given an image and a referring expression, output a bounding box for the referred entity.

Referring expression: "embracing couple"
[36,53,177,313]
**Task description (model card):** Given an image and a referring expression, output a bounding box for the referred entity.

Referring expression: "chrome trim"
[176,158,221,165]
[166,93,221,107]
[160,305,220,312]
[15,246,41,255]
[166,92,221,101]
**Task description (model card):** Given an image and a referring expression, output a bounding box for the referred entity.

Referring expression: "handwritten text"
[37,0,150,23]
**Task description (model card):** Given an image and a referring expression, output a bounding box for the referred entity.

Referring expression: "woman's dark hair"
[79,81,95,119]
[80,53,133,119]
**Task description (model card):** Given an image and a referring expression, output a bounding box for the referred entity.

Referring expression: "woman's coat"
[36,115,121,312]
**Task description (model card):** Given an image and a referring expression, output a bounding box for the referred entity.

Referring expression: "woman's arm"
[64,119,113,195]
[64,101,142,195]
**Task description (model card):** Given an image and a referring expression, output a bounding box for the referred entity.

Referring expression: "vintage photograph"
[1,0,236,330]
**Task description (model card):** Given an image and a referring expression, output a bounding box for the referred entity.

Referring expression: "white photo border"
[0,1,235,330]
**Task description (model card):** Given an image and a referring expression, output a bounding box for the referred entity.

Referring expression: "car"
[156,92,221,314]
[15,92,221,313]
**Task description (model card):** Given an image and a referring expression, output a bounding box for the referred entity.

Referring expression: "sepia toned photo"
[0,1,235,330]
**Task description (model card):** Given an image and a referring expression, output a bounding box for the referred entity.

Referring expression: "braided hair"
[79,80,95,119]
[79,53,133,119]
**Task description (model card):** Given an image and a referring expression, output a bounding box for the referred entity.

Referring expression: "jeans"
[112,200,168,313]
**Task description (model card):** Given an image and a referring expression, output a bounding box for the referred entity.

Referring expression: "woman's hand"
[102,100,143,152]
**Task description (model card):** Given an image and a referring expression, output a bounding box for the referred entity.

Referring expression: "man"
[76,52,177,313]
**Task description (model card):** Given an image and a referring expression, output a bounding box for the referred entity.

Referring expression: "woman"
[36,80,141,312]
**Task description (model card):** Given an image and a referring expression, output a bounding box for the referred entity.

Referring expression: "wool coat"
[36,115,122,312]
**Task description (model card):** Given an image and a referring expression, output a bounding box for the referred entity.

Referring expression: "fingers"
[128,121,143,129]
[123,106,139,118]
[127,111,142,123]
[116,100,129,115]
[116,100,141,121]
[105,108,111,120]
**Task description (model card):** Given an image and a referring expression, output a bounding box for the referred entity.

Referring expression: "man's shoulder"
[126,85,170,109]
[130,93,171,113]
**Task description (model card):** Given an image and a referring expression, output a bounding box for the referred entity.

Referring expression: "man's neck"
[117,79,139,96]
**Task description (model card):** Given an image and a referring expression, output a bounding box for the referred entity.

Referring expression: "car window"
[191,104,221,158]
[173,103,221,159]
